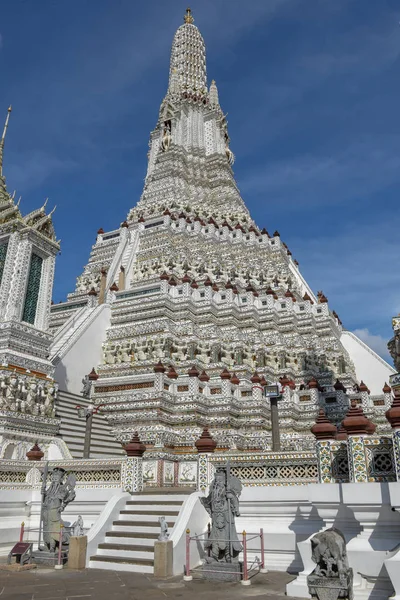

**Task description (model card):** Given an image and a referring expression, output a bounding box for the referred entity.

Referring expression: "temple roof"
[0,107,58,243]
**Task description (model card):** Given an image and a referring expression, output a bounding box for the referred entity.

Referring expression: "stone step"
[104,534,156,545]
[128,494,189,502]
[126,500,183,506]
[116,514,177,524]
[120,509,180,516]
[97,545,154,560]
[111,524,163,534]
[89,556,154,573]
[136,487,194,495]
[113,520,175,528]
[89,556,154,574]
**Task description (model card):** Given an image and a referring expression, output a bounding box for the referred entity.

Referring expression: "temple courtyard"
[0,566,297,600]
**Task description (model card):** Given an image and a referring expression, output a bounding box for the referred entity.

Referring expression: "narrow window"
[22,253,43,324]
[0,242,9,285]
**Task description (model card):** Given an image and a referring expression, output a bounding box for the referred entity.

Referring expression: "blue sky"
[0,0,399,362]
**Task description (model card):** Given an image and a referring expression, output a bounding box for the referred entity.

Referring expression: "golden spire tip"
[184,7,194,24]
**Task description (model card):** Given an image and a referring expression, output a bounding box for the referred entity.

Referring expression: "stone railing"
[0,458,125,490]
[207,451,318,487]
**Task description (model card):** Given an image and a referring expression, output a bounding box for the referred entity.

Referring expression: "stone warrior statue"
[200,463,243,563]
[41,468,76,552]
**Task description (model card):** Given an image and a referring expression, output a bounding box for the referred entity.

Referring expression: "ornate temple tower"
[0,107,64,459]
[49,10,394,452]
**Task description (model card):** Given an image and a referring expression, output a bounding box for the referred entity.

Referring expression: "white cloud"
[352,328,392,362]
[7,151,77,191]
[240,136,400,208]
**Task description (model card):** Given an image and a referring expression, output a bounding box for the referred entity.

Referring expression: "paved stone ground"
[0,566,300,600]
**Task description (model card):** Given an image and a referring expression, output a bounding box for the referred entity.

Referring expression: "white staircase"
[50,305,98,362]
[89,489,192,572]
[55,390,123,459]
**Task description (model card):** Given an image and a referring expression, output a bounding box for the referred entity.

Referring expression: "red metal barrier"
[183,528,193,581]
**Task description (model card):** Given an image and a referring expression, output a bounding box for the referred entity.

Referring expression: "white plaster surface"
[341,331,394,395]
[54,305,110,395]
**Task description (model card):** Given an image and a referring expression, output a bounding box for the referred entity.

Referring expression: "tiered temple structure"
[24,10,395,452]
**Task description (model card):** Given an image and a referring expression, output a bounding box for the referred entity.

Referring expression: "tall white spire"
[168,8,207,94]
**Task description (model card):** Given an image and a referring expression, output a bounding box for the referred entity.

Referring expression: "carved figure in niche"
[153,338,165,360]
[6,374,18,411]
[211,344,221,364]
[41,468,76,552]
[196,340,211,365]
[256,349,265,368]
[234,348,243,366]
[172,340,186,362]
[308,527,353,600]
[161,121,172,152]
[221,342,235,368]
[243,349,256,369]
[104,344,116,365]
[119,341,131,363]
[136,340,147,361]
[200,464,242,563]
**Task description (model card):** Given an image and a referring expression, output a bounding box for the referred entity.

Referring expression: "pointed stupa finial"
[1,106,12,142]
[0,106,12,177]
[209,80,219,107]
[184,7,194,24]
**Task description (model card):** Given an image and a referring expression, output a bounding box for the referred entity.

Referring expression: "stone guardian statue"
[200,463,242,563]
[41,468,76,552]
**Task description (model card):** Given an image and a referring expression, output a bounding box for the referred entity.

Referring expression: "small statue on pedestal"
[307,527,353,600]
[71,515,85,537]
[200,463,243,564]
[158,516,169,541]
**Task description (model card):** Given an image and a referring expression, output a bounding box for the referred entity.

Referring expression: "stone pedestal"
[308,570,353,600]
[154,540,173,578]
[67,536,87,570]
[200,561,242,582]
[287,484,341,599]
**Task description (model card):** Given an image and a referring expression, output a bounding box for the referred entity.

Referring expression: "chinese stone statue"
[307,527,353,600]
[200,464,242,563]
[41,468,76,552]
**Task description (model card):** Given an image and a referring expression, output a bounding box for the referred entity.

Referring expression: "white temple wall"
[341,331,394,394]
[54,305,110,395]
[0,487,117,556]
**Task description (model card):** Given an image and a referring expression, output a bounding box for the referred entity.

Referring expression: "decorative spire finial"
[184,7,194,24]
[0,106,12,178]
[1,106,12,142]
